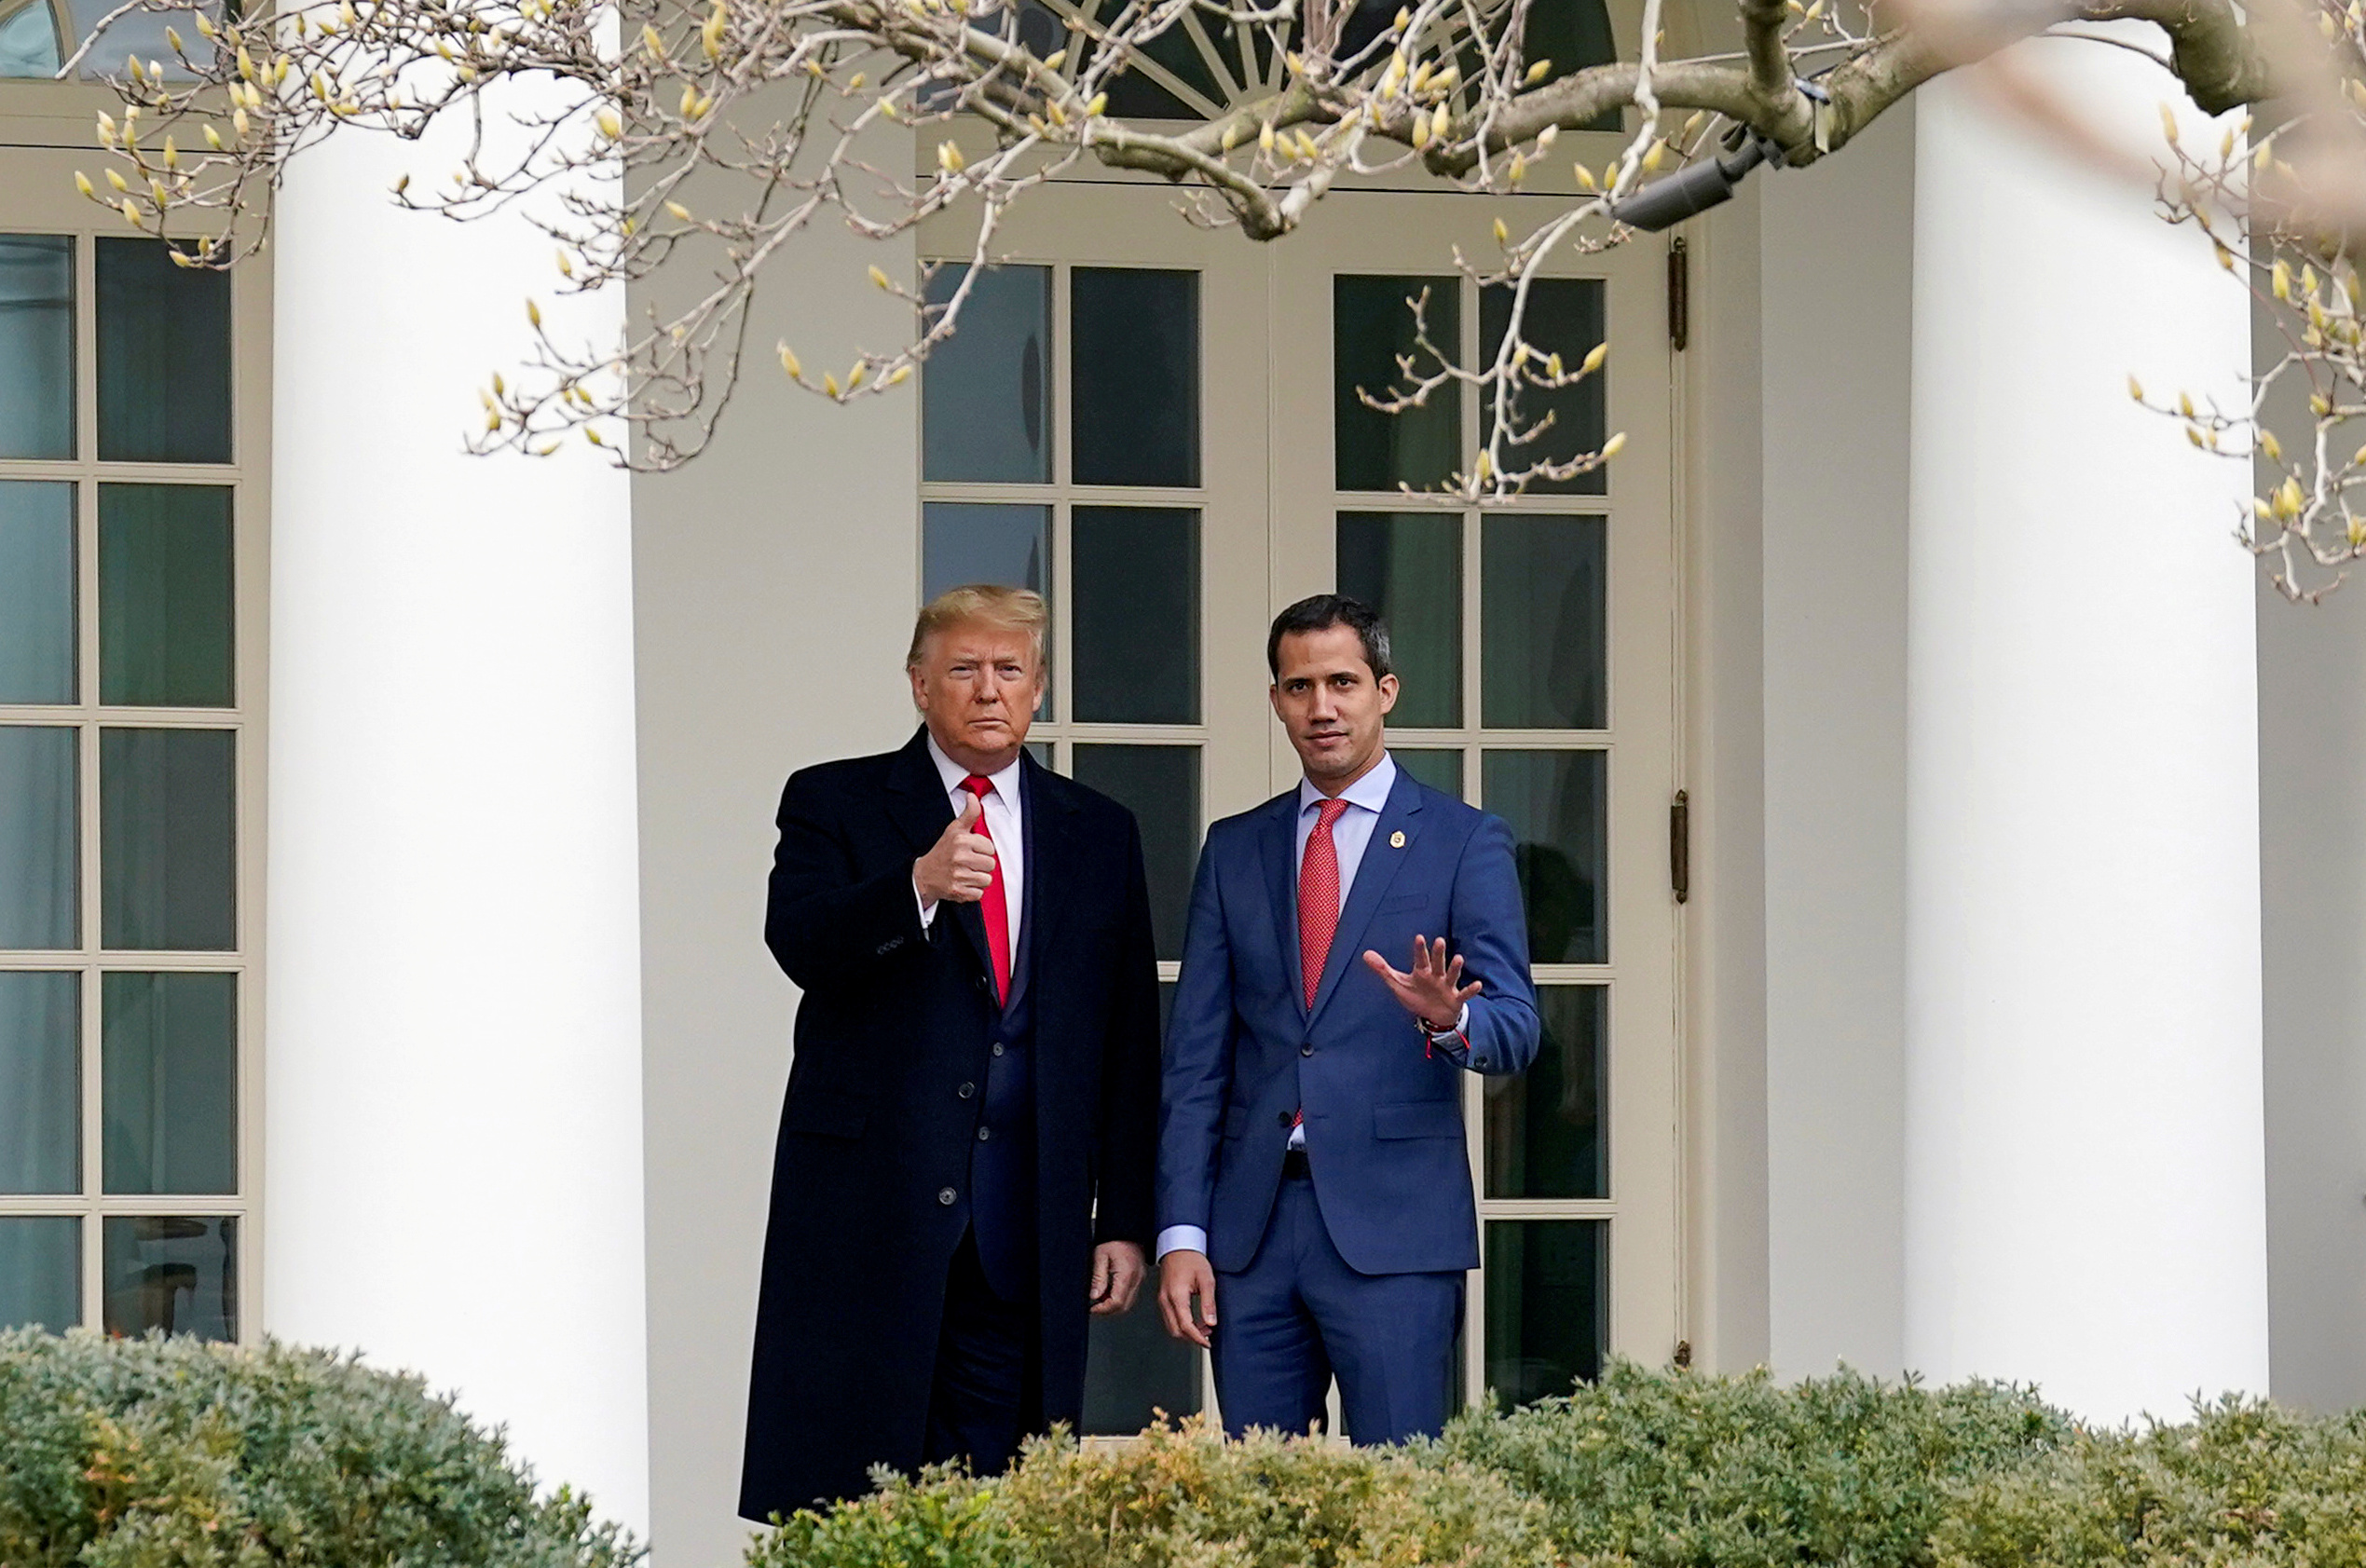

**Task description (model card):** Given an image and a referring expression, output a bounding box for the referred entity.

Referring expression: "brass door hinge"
[1668,236,1690,351]
[1671,788,1690,905]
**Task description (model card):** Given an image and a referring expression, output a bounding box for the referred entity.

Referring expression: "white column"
[263,93,650,1528]
[1903,35,2266,1423]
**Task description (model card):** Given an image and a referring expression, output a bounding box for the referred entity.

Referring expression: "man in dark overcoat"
[738,583,1160,1519]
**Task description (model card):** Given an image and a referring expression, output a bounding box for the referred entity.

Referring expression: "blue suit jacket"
[1157,766,1541,1275]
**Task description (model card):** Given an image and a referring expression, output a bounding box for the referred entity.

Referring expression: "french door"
[916,173,1680,1424]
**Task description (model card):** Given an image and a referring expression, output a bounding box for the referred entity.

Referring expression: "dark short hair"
[1266,593,1394,681]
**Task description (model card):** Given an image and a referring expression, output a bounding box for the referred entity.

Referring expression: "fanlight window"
[0,0,64,77]
[1024,0,1617,124]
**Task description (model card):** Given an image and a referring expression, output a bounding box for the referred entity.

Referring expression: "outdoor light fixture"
[1609,125,1785,231]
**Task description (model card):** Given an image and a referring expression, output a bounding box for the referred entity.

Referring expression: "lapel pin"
[1389,830,1406,848]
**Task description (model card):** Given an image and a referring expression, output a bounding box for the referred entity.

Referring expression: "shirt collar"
[1297,752,1397,819]
[925,730,1024,803]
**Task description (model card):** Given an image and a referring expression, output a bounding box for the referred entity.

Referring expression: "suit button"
[977,974,992,995]
[1277,1111,1293,1128]
[957,1082,976,1099]
[992,1043,1005,1057]
[1301,1043,1314,1057]
[937,1187,956,1206]
[977,1125,992,1141]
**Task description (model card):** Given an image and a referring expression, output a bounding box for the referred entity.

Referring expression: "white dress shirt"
[913,733,1023,966]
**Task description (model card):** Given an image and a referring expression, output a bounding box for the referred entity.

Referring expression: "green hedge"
[0,1328,639,1568]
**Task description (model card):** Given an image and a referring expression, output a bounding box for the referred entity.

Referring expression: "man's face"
[1270,623,1398,787]
[910,619,1043,770]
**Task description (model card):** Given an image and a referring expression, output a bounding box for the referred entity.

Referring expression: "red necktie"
[1299,797,1350,1010]
[962,775,1011,1005]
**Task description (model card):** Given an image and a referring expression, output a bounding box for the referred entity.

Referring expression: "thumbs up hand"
[913,792,997,907]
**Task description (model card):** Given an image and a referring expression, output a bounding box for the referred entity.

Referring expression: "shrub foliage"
[0,1328,640,1568]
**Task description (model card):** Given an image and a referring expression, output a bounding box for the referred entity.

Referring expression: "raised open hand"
[1361,934,1483,1032]
[912,792,996,907]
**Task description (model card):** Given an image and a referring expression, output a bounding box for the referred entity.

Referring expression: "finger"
[1443,953,1466,987]
[1197,1270,1218,1329]
[1456,979,1484,1003]
[959,832,998,858]
[1430,936,1452,973]
[1090,1252,1112,1302]
[954,793,982,831]
[1361,949,1407,983]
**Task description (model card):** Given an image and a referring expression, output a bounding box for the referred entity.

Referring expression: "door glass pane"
[103,1214,237,1341]
[103,971,236,1195]
[1482,514,1606,729]
[101,727,237,951]
[1082,1302,1203,1435]
[0,482,75,704]
[1484,1219,1605,1407]
[922,501,1049,601]
[1483,749,1605,963]
[64,0,211,78]
[101,484,235,708]
[0,235,73,459]
[1072,269,1198,488]
[1074,506,1197,724]
[0,726,79,949]
[1087,14,1224,119]
[1392,747,1461,799]
[1333,276,1459,493]
[1479,279,1607,496]
[1072,743,1198,961]
[0,1217,78,1330]
[0,971,78,1194]
[1337,511,1460,726]
[1484,984,1605,1199]
[96,238,233,464]
[0,1,64,75]
[923,264,1052,484]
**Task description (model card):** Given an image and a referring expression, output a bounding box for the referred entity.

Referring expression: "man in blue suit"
[1156,593,1540,1444]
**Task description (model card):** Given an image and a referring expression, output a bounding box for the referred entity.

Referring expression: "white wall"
[1756,103,1917,1383]
[629,135,921,1568]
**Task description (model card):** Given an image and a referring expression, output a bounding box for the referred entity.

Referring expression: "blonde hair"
[906,584,1050,674]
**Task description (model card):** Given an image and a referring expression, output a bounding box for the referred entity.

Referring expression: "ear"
[1267,684,1285,722]
[1376,673,1400,716]
[909,662,928,711]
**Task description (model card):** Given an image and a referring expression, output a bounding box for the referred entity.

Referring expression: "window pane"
[0,236,73,458]
[103,971,236,1195]
[0,1,64,75]
[1072,269,1198,488]
[921,501,1048,601]
[1089,13,1224,119]
[1484,985,1605,1199]
[0,727,79,949]
[0,481,75,704]
[0,1217,78,1331]
[101,484,234,708]
[0,971,78,1194]
[1071,744,1197,961]
[1483,749,1605,963]
[1484,1219,1605,1407]
[103,1214,237,1341]
[1074,506,1197,724]
[923,264,1052,484]
[1337,511,1459,726]
[65,0,214,78]
[1082,1300,1202,1435]
[1479,279,1607,496]
[97,238,232,464]
[1393,748,1461,799]
[1482,514,1606,729]
[1334,276,1460,494]
[101,727,236,951]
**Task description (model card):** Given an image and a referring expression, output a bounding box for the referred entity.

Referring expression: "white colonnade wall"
[1903,32,2267,1422]
[263,75,651,1531]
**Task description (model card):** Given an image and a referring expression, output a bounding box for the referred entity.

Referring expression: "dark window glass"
[1505,0,1619,126]
[1483,749,1605,963]
[1333,276,1459,493]
[1072,744,1197,961]
[103,971,237,1195]
[1484,1219,1606,1407]
[1086,13,1224,119]
[1082,1302,1202,1434]
[1484,985,1605,1199]
[97,237,232,464]
[1337,511,1460,726]
[923,264,1052,484]
[0,1217,78,1331]
[1392,748,1462,800]
[0,235,73,458]
[1072,269,1198,488]
[1074,506,1198,724]
[0,971,78,1194]
[101,484,235,708]
[103,1214,237,1341]
[1482,514,1606,729]
[0,481,75,704]
[922,501,1050,602]
[1479,279,1607,496]
[101,727,237,951]
[0,726,79,949]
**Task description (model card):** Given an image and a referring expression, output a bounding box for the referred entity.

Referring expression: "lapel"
[1005,751,1072,1014]
[884,728,993,989]
[1308,766,1426,1027]
[1259,791,1306,1021]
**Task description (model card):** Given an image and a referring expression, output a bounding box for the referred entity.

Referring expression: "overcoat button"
[958,1082,977,1099]
[978,1125,992,1141]
[992,1043,1005,1057]
[937,1187,956,1206]
[1301,1043,1314,1057]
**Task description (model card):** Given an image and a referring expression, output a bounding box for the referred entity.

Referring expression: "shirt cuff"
[913,876,937,930]
[1426,1002,1470,1039]
[1156,1224,1208,1261]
